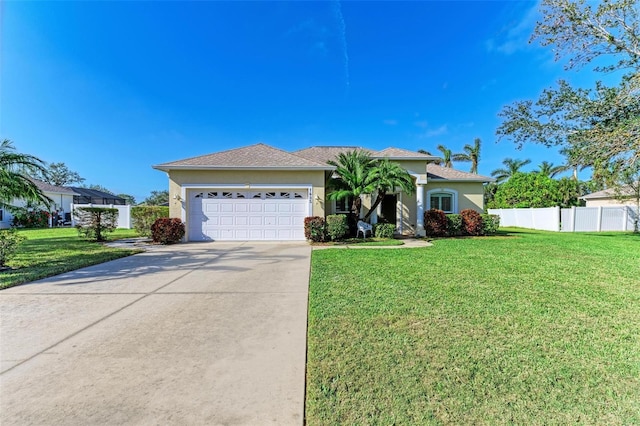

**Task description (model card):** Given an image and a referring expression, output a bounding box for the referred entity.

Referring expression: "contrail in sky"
[332,0,350,95]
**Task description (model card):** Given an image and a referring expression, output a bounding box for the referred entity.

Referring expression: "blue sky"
[1,1,609,202]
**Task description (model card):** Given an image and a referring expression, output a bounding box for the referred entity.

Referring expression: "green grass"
[321,238,405,247]
[1,228,141,289]
[306,229,640,424]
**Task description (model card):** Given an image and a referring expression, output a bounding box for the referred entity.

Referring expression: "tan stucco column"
[416,184,425,236]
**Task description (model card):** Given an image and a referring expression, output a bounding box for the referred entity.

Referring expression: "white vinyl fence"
[489,206,639,232]
[70,204,132,229]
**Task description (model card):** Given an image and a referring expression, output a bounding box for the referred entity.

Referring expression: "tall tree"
[437,144,453,168]
[452,138,481,174]
[363,159,415,221]
[84,184,114,195]
[417,149,442,165]
[34,162,85,186]
[535,161,566,178]
[491,158,532,183]
[498,0,640,193]
[0,139,51,209]
[144,190,170,206]
[327,150,375,217]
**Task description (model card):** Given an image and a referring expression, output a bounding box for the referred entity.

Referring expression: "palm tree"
[437,144,453,168]
[327,150,376,217]
[0,139,51,210]
[535,161,566,178]
[491,158,532,183]
[417,149,442,165]
[363,159,415,221]
[452,138,481,174]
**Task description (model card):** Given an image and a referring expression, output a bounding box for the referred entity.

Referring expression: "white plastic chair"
[357,220,373,238]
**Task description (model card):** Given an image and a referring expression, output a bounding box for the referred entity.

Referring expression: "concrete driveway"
[0,242,311,425]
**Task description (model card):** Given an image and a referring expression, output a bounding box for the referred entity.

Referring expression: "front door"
[379,194,397,224]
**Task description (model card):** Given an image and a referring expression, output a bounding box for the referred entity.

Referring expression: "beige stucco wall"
[165,169,326,228]
[425,182,485,213]
[584,198,637,207]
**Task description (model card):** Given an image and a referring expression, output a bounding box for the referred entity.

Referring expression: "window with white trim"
[427,189,458,213]
[335,197,353,213]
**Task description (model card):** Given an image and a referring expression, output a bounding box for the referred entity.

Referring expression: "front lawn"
[306,229,640,424]
[0,228,140,290]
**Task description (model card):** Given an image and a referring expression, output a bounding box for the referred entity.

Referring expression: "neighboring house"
[581,185,639,207]
[153,143,494,241]
[67,187,127,205]
[0,179,79,229]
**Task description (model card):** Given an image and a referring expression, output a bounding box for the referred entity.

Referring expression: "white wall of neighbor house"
[0,192,75,229]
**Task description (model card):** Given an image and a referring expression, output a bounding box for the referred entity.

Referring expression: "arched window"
[426,189,458,213]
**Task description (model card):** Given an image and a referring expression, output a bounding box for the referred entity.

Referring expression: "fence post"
[623,207,628,231]
[555,206,560,231]
[597,206,603,232]
[571,206,576,232]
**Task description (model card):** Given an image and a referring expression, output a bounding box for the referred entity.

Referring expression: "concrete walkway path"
[0,242,310,426]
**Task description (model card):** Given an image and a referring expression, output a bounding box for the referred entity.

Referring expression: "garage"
[188,189,310,241]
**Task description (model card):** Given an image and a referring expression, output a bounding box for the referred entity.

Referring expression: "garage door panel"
[189,188,308,241]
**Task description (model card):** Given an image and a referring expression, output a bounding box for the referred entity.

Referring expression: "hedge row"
[424,209,500,237]
[304,215,396,242]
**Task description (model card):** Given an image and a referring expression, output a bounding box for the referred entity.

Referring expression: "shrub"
[74,207,119,242]
[131,206,170,237]
[460,209,484,236]
[446,214,463,237]
[151,218,185,244]
[304,216,326,242]
[481,214,500,235]
[424,209,448,237]
[326,215,348,241]
[0,229,26,268]
[374,223,395,239]
[11,208,50,228]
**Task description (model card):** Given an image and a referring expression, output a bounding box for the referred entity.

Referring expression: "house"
[581,185,639,207]
[0,179,79,229]
[153,143,494,241]
[67,187,127,205]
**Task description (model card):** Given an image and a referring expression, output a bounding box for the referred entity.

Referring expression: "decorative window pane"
[252,192,262,199]
[280,192,290,198]
[207,191,218,198]
[430,193,453,213]
[266,192,276,198]
[222,192,232,198]
[294,192,304,199]
[194,192,204,198]
[236,192,245,198]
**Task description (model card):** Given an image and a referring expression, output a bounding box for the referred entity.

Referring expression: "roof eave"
[372,156,439,161]
[428,178,495,183]
[153,165,335,172]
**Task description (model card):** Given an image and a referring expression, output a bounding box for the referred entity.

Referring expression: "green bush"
[0,228,26,268]
[374,223,395,239]
[74,207,119,242]
[481,214,500,235]
[10,208,50,228]
[131,206,169,237]
[446,214,463,236]
[151,218,185,244]
[460,209,484,236]
[304,217,326,242]
[326,214,348,241]
[424,209,448,237]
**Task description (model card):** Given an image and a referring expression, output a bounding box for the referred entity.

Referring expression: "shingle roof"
[30,178,79,195]
[154,143,333,170]
[426,164,494,182]
[581,185,635,199]
[293,146,371,164]
[372,147,438,160]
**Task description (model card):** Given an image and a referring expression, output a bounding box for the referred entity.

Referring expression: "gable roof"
[372,147,438,161]
[30,178,79,195]
[426,164,494,182]
[581,185,636,200]
[154,143,333,171]
[293,146,371,164]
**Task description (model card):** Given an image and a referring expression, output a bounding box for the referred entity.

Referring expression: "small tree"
[326,214,348,241]
[0,229,26,268]
[74,207,118,242]
[151,218,185,244]
[144,190,170,206]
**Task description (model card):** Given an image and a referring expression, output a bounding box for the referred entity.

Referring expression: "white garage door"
[188,189,310,241]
